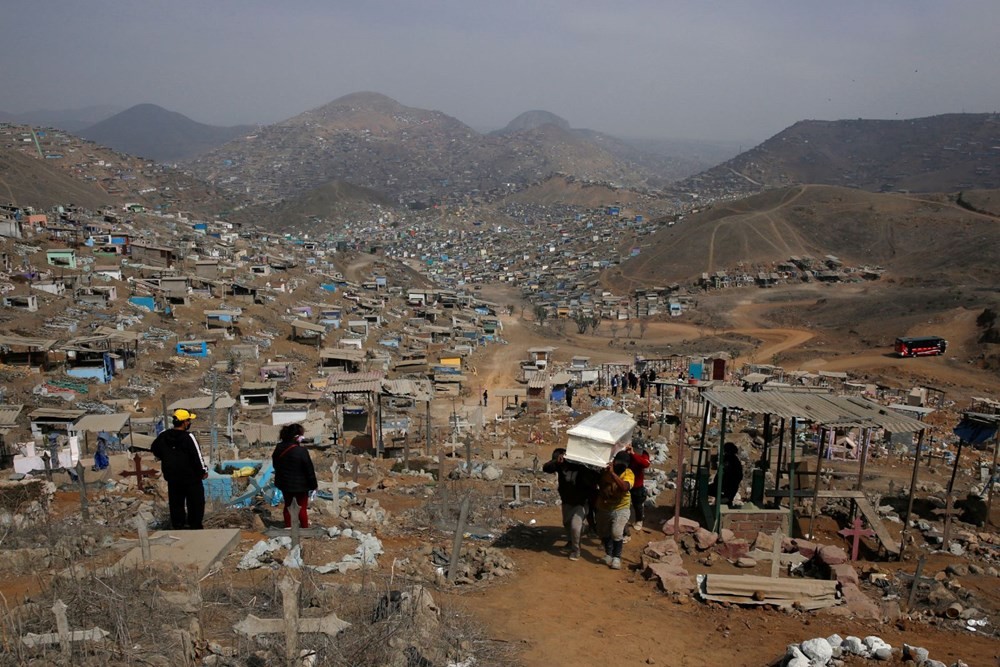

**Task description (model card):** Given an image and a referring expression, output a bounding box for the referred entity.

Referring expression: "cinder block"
[503,483,532,501]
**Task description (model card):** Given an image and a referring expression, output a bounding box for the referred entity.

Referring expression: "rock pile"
[783,635,971,667]
[401,544,515,585]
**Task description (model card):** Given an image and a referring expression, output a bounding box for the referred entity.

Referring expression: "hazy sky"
[3,0,999,143]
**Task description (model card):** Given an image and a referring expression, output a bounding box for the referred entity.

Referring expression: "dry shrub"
[203,569,516,666]
[0,563,196,666]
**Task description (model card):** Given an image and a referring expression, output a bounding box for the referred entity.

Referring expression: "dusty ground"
[454,283,1000,666]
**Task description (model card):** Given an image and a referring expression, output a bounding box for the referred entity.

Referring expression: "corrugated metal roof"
[702,388,926,432]
[29,408,87,420]
[0,334,58,350]
[325,380,380,394]
[168,395,238,411]
[74,413,130,432]
[0,404,24,427]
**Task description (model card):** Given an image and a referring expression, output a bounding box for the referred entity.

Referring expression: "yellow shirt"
[597,468,634,512]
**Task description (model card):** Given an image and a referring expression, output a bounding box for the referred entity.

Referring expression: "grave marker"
[446,496,471,583]
[905,556,931,611]
[21,600,109,656]
[838,517,876,561]
[933,494,962,548]
[119,452,159,491]
[748,530,804,578]
[233,575,350,666]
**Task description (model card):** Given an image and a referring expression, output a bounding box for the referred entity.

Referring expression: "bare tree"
[574,313,591,334]
[590,317,601,335]
[639,319,649,339]
[533,305,549,326]
[624,320,634,339]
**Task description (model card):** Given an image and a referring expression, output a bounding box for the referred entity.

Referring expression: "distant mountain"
[78,104,253,162]
[676,113,1000,198]
[496,110,571,134]
[0,105,123,132]
[187,93,680,203]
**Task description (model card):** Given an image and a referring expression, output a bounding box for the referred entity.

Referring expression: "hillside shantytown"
[0,100,999,667]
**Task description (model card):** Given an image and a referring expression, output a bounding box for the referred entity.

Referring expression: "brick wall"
[720,508,788,540]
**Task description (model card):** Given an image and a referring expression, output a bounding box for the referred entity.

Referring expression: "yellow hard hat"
[172,409,197,421]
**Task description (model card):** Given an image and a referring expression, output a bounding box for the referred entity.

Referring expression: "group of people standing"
[609,368,660,398]
[543,439,650,569]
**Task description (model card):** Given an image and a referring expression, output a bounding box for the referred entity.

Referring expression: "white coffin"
[564,410,637,467]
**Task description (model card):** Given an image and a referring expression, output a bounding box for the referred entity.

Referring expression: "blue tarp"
[953,418,998,445]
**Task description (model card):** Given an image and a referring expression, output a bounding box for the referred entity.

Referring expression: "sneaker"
[634,521,643,531]
[622,535,632,544]
[610,557,622,570]
[603,554,613,566]
[569,551,581,561]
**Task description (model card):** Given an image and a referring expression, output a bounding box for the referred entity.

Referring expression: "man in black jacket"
[543,448,598,561]
[151,409,208,529]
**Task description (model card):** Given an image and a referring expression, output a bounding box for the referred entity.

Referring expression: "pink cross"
[838,517,876,561]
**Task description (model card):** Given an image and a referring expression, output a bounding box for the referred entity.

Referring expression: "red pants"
[282,492,310,528]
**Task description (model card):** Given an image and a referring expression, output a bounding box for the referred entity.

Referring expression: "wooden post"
[905,556,927,611]
[775,418,786,492]
[447,496,471,583]
[53,599,71,659]
[899,430,926,559]
[788,418,797,536]
[352,457,360,483]
[988,432,999,528]
[75,461,89,522]
[807,428,827,539]
[331,462,340,517]
[279,576,300,666]
[770,529,784,578]
[672,385,687,536]
[714,407,728,533]
[942,439,966,548]
[136,516,151,562]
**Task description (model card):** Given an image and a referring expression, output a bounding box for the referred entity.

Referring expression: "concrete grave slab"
[115,528,241,576]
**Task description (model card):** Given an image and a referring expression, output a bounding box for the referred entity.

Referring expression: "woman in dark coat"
[271,423,318,528]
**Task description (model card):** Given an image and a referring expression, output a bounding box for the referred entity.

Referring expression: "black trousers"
[167,479,205,529]
[630,485,647,522]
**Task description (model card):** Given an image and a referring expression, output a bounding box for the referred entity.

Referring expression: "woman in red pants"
[271,423,318,528]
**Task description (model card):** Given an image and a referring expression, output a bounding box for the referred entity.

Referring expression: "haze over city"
[3,0,1000,143]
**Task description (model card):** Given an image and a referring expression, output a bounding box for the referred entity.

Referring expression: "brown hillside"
[615,184,1000,287]
[0,139,111,209]
[677,113,1000,198]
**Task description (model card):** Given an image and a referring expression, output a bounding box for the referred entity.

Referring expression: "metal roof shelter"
[693,388,926,547]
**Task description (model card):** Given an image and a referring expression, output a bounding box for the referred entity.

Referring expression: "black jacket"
[542,459,598,507]
[151,428,207,484]
[271,442,318,494]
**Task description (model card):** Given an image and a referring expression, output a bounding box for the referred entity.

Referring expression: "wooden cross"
[21,600,109,657]
[233,575,350,666]
[838,516,876,561]
[119,452,160,491]
[933,494,962,548]
[75,461,89,523]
